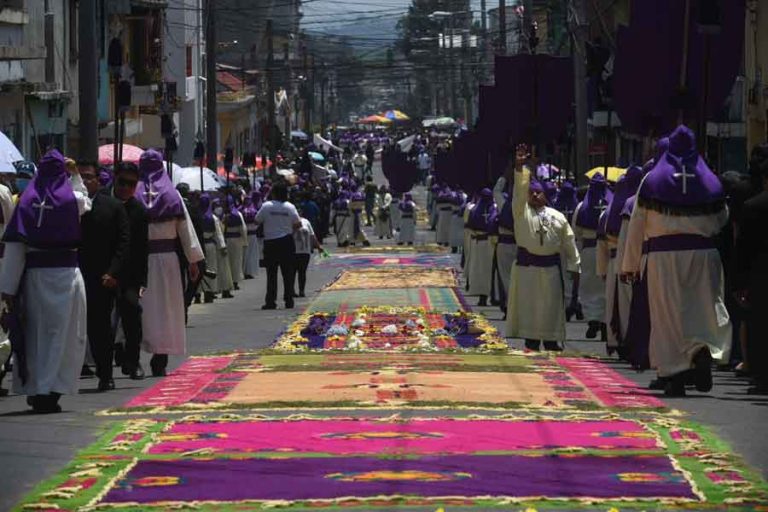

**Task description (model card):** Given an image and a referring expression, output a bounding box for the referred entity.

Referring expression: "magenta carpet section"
[101,454,697,504]
[150,419,660,455]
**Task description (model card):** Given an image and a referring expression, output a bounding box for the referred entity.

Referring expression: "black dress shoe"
[98,379,116,392]
[204,292,215,303]
[244,274,254,280]
[285,301,294,309]
[648,377,669,390]
[692,347,713,392]
[151,368,167,377]
[478,296,488,307]
[664,377,686,397]
[80,365,95,378]
[128,366,145,380]
[543,341,562,352]
[261,304,277,310]
[222,290,234,298]
[299,292,306,298]
[234,282,240,290]
[585,322,600,339]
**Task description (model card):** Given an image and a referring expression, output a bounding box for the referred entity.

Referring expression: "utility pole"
[449,16,457,118]
[523,0,534,53]
[498,0,507,55]
[480,0,488,81]
[320,64,326,137]
[78,0,98,161]
[266,19,276,174]
[205,0,218,169]
[196,0,204,143]
[571,0,589,183]
[302,41,310,132]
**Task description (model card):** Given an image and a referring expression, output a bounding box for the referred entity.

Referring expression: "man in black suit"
[78,161,130,391]
[112,163,149,380]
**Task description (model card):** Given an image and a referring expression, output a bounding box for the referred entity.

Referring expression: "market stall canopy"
[586,166,627,183]
[98,144,144,165]
[290,130,309,140]
[422,117,456,128]
[360,114,392,124]
[382,110,410,121]
[0,130,24,174]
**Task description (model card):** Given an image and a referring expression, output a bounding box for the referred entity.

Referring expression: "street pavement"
[0,162,766,511]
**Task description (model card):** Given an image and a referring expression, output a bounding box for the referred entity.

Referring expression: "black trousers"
[117,286,143,371]
[295,253,311,294]
[85,278,116,382]
[264,235,296,306]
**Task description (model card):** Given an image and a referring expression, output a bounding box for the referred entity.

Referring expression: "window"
[186,45,193,77]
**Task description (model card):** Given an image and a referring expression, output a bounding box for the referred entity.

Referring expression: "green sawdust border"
[14,413,768,511]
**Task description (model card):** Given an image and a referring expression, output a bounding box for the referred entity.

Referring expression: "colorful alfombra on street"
[17,414,768,511]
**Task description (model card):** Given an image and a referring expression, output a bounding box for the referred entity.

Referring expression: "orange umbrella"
[359,115,392,124]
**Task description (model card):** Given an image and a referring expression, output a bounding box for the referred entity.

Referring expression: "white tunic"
[334,203,352,245]
[622,202,731,377]
[216,217,234,292]
[389,197,402,231]
[225,211,248,283]
[462,203,474,272]
[436,200,453,245]
[374,193,393,238]
[398,205,416,243]
[0,176,91,396]
[141,199,204,355]
[505,167,580,342]
[468,231,493,296]
[243,220,261,277]
[596,217,630,348]
[201,215,226,294]
[450,202,465,248]
[572,203,606,323]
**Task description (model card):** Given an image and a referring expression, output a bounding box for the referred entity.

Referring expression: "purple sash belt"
[643,234,716,254]
[401,214,414,219]
[516,247,560,268]
[148,238,180,254]
[498,234,516,244]
[472,234,489,241]
[439,206,452,212]
[582,238,597,249]
[247,230,259,236]
[225,232,242,239]
[26,250,78,269]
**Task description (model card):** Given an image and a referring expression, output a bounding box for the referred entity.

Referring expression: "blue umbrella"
[291,130,309,140]
[309,151,325,163]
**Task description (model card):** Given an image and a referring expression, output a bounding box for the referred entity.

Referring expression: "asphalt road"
[0,162,765,511]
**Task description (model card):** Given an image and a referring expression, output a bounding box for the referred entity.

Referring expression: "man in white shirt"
[293,213,323,297]
[254,182,302,309]
[418,150,431,185]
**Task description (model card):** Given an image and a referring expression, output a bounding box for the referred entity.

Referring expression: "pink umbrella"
[98,144,144,165]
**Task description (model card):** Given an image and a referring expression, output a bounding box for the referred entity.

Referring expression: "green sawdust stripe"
[15,414,768,511]
[222,353,537,373]
[306,287,466,313]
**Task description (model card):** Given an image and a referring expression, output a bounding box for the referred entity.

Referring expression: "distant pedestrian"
[293,211,323,298]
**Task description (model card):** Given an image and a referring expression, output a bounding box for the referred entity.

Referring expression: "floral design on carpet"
[17,414,768,511]
[272,307,506,353]
[306,286,469,312]
[324,267,458,291]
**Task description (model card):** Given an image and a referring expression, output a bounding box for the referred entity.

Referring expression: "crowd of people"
[430,126,767,398]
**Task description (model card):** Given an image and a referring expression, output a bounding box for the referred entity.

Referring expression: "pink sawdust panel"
[557,358,666,409]
[124,356,236,408]
[148,419,659,455]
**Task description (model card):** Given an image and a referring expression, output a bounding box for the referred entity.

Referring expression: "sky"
[302,0,486,44]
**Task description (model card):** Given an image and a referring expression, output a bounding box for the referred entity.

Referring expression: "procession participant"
[505,146,580,351]
[398,192,417,245]
[243,190,262,279]
[429,181,441,230]
[467,188,498,306]
[134,149,203,377]
[493,167,516,313]
[78,161,130,392]
[199,194,224,303]
[435,186,454,246]
[112,162,148,380]
[543,180,559,206]
[374,184,393,240]
[212,198,234,299]
[348,188,370,246]
[621,125,730,396]
[363,176,377,226]
[389,191,402,233]
[353,150,367,180]
[450,189,467,253]
[332,191,352,247]
[735,156,768,395]
[572,172,613,340]
[224,197,248,290]
[553,181,581,320]
[294,208,323,298]
[0,150,92,413]
[597,166,643,356]
[254,182,301,310]
[0,167,16,390]
[462,192,476,279]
